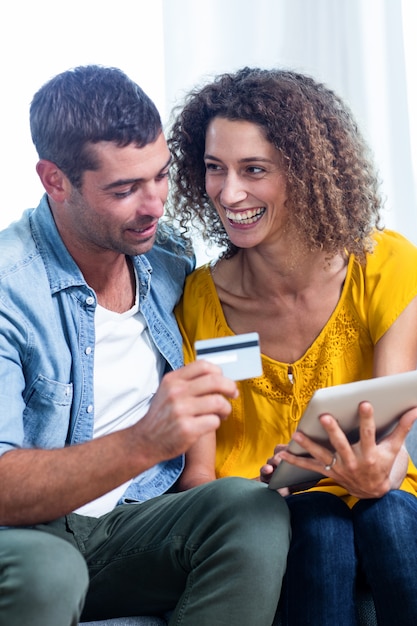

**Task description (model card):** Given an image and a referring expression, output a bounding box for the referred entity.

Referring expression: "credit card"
[195,332,263,381]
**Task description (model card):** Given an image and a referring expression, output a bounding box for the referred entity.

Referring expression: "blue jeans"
[282,490,417,626]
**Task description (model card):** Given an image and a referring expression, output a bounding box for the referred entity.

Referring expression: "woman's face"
[204,117,288,249]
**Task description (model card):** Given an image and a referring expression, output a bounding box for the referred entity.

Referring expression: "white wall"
[0,0,165,230]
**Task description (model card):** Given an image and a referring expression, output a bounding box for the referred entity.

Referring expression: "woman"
[168,67,417,625]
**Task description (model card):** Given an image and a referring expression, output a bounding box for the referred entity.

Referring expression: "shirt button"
[85,346,92,355]
[86,404,93,413]
[86,296,95,306]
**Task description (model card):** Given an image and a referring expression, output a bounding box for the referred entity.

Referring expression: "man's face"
[61,133,171,257]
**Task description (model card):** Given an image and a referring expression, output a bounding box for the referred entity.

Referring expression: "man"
[0,65,290,626]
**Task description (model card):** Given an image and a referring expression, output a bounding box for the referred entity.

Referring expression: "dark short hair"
[168,67,382,259]
[30,65,162,188]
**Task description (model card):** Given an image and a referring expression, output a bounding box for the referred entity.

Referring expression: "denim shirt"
[0,195,195,506]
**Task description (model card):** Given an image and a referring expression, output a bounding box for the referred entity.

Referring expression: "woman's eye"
[205,162,221,171]
[247,166,265,175]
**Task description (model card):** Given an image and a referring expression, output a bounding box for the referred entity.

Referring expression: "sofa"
[81,616,168,626]
[79,423,417,626]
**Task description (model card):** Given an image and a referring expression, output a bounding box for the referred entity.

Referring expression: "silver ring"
[324,454,337,471]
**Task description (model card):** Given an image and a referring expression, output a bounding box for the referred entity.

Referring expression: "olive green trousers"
[0,478,290,626]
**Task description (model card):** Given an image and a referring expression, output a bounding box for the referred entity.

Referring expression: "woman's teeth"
[225,207,265,224]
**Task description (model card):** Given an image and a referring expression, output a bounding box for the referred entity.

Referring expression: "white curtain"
[162,0,417,245]
[1,0,416,244]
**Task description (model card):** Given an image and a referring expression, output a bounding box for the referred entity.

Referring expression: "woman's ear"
[36,160,72,202]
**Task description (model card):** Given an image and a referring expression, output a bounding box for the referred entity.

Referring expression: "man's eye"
[156,170,170,181]
[247,166,265,174]
[114,189,133,198]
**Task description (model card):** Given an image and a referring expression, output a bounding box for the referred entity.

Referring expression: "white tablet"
[268,370,417,491]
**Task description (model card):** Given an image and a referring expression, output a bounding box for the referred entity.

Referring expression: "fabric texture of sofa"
[81,616,168,626]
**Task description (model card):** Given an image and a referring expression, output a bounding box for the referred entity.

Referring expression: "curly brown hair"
[167,67,383,260]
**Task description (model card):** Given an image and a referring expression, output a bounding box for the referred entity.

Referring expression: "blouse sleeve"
[364,230,417,344]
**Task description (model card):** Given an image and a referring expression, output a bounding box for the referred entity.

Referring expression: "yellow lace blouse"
[175,230,417,504]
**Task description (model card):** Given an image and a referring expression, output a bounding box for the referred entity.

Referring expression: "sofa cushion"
[80,617,167,625]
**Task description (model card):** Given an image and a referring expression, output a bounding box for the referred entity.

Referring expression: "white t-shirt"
[75,289,164,517]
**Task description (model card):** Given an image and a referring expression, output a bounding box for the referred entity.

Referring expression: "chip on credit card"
[195,332,263,381]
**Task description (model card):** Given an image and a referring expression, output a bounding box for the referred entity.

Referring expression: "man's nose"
[137,181,166,217]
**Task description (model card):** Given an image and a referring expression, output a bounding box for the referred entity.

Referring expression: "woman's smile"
[225,207,266,225]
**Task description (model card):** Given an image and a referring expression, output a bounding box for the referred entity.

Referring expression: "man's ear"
[36,160,72,202]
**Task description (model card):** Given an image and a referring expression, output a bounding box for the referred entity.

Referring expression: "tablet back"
[268,370,417,490]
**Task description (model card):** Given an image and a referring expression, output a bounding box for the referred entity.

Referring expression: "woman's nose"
[220,173,248,205]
